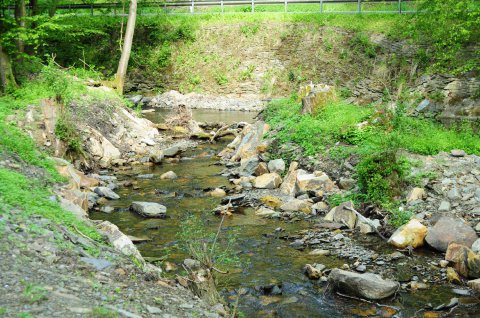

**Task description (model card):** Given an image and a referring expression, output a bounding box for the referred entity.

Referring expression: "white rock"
[160,171,178,180]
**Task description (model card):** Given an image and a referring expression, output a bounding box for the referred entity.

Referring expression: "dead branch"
[344,206,388,241]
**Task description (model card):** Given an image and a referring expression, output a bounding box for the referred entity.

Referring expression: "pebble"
[451,150,466,157]
[355,265,367,273]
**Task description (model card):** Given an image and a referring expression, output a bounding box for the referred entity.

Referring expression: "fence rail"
[1,0,417,16]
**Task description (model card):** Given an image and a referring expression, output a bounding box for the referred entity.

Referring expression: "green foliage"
[389,208,414,228]
[240,23,260,37]
[239,65,255,81]
[356,142,410,205]
[0,168,101,241]
[350,32,377,58]
[22,282,48,304]
[214,73,228,86]
[90,307,118,318]
[264,97,480,207]
[177,214,241,272]
[396,0,480,74]
[54,110,82,154]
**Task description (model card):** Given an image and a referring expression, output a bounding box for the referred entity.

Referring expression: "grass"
[0,168,101,241]
[22,282,48,304]
[264,96,479,223]
[264,97,480,157]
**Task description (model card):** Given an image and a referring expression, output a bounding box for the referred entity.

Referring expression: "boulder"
[280,162,301,196]
[467,278,480,292]
[296,173,335,193]
[304,264,322,280]
[93,187,120,200]
[131,202,167,218]
[97,221,144,263]
[163,146,180,157]
[260,195,283,209]
[299,83,337,115]
[254,162,269,176]
[280,199,312,214]
[388,219,428,249]
[209,188,227,198]
[324,201,357,230]
[160,171,178,180]
[407,188,426,203]
[338,178,356,190]
[445,243,480,278]
[447,267,461,284]
[425,217,478,252]
[328,269,399,300]
[253,173,282,189]
[255,207,278,218]
[149,149,164,163]
[239,157,259,176]
[267,159,286,174]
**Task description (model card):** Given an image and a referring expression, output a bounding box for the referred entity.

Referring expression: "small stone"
[356,265,367,273]
[138,174,155,179]
[406,188,426,203]
[439,260,449,268]
[339,178,356,190]
[209,188,226,198]
[160,171,177,180]
[438,200,451,212]
[309,249,330,256]
[447,188,461,201]
[304,264,321,280]
[471,239,480,253]
[254,162,269,176]
[451,149,466,157]
[146,305,162,314]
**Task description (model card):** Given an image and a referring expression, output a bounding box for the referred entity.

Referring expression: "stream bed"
[91,110,480,317]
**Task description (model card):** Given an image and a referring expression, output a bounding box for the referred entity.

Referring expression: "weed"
[389,208,414,228]
[0,307,6,315]
[239,65,255,81]
[240,23,260,37]
[324,39,333,52]
[90,307,118,318]
[22,282,48,304]
[215,73,228,86]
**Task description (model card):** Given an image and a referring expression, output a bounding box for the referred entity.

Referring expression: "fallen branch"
[344,206,388,241]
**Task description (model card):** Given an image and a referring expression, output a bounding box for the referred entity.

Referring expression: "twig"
[344,206,388,241]
[212,266,228,274]
[210,124,230,143]
[210,206,227,254]
[72,224,97,243]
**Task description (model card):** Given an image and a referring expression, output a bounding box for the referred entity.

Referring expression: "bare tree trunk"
[15,0,26,54]
[0,44,17,94]
[113,0,137,95]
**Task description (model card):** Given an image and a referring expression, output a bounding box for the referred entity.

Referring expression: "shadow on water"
[90,111,480,317]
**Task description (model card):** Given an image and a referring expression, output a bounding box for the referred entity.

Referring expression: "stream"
[90,109,480,317]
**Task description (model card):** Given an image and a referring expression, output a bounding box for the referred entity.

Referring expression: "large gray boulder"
[425,216,478,252]
[267,159,286,174]
[328,269,399,300]
[131,202,167,218]
[93,187,120,200]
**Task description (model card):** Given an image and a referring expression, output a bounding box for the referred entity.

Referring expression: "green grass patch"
[0,168,101,241]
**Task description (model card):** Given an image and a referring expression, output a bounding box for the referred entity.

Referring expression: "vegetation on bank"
[264,97,479,217]
[0,64,122,242]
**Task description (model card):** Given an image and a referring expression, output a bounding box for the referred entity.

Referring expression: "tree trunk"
[0,45,17,94]
[30,0,38,28]
[114,0,137,95]
[48,0,59,17]
[15,0,26,54]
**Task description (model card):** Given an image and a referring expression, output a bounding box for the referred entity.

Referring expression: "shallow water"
[91,110,480,317]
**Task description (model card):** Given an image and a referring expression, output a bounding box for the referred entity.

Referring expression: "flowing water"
[90,109,480,317]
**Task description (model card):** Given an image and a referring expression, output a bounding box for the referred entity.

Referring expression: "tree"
[0,44,17,93]
[113,0,137,94]
[14,0,26,54]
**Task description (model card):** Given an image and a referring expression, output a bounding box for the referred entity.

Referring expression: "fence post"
[357,0,361,13]
[221,0,224,13]
[320,0,323,13]
[252,0,254,13]
[191,0,194,14]
[90,4,93,16]
[398,0,402,14]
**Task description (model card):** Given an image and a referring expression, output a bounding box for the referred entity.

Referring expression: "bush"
[356,141,410,205]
